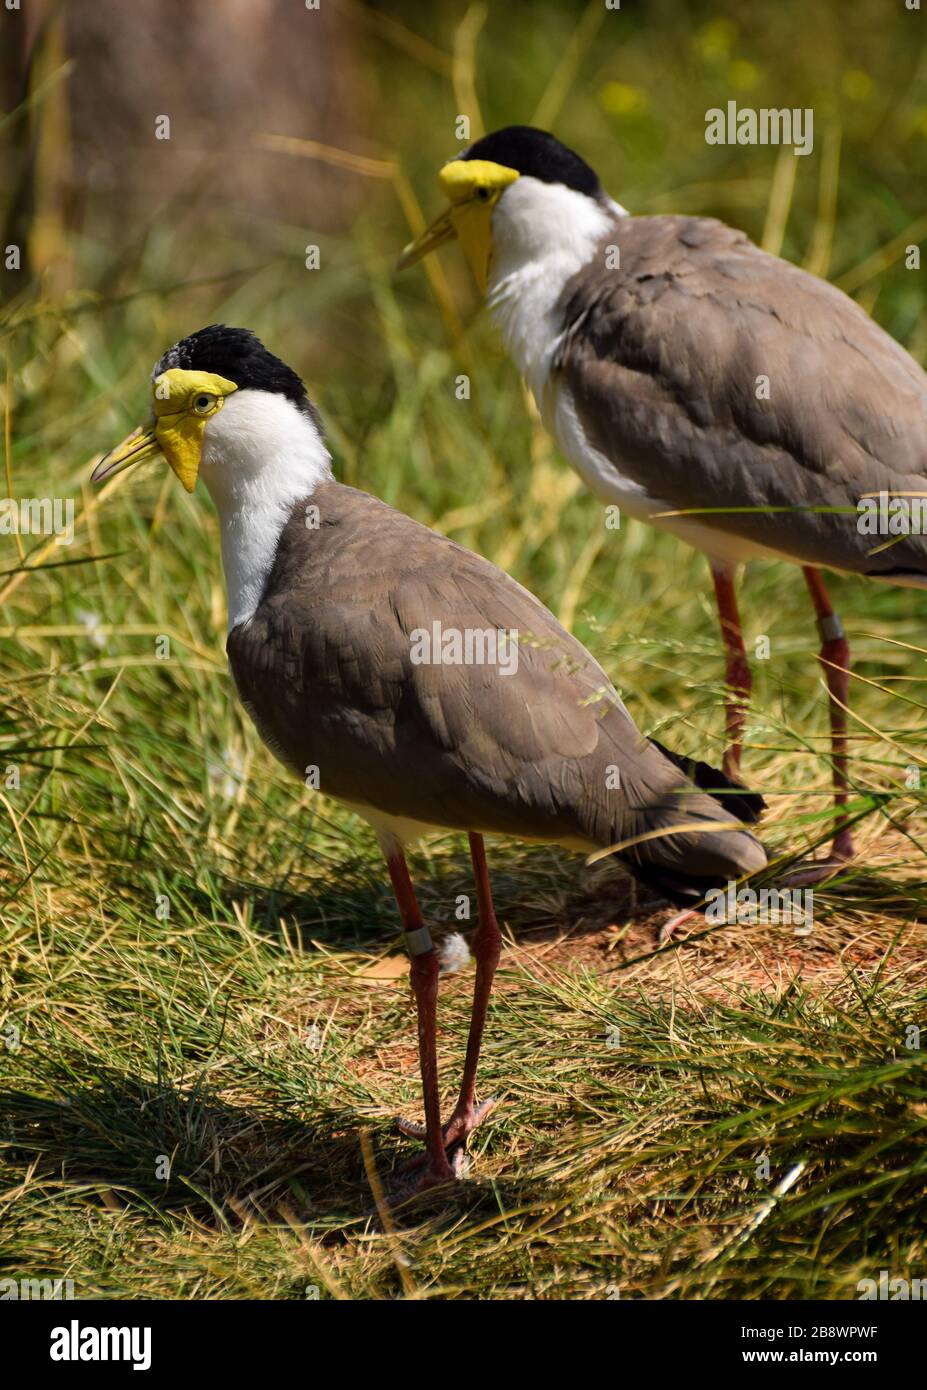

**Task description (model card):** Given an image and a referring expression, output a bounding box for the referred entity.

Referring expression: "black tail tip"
[650,738,765,825]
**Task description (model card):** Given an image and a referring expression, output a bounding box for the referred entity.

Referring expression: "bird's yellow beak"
[91,369,238,493]
[91,424,162,486]
[396,207,456,267]
[397,158,519,294]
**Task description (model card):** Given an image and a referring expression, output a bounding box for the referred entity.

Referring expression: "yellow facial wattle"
[92,368,238,492]
[397,158,520,294]
[151,369,238,492]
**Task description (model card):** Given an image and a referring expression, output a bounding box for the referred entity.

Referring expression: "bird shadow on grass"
[0,1061,539,1234]
[0,1064,347,1219]
[179,840,664,958]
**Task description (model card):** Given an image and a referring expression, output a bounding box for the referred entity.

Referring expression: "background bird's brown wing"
[228,483,764,886]
[555,214,927,580]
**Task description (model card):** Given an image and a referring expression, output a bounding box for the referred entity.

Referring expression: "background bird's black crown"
[460,125,601,197]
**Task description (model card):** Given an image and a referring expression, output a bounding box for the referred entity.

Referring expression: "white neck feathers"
[486,177,624,402]
[199,388,332,631]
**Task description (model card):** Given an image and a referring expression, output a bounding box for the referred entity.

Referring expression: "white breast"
[550,383,769,567]
[487,178,623,402]
[199,389,333,630]
[487,180,777,568]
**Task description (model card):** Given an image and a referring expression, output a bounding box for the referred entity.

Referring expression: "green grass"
[2,0,927,1300]
[2,916,926,1299]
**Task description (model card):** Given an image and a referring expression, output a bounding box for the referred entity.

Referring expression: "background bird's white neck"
[487,178,625,401]
[200,388,333,631]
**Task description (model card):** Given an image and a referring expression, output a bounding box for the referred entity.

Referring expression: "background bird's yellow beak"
[396,208,456,270]
[91,424,161,485]
[396,159,519,292]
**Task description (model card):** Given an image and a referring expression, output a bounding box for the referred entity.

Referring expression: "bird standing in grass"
[93,325,765,1191]
[399,125,927,879]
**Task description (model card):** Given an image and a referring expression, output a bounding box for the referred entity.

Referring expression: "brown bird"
[93,326,765,1190]
[399,125,927,879]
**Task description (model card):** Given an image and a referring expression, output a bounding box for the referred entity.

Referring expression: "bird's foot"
[382,1151,459,1206]
[658,908,700,945]
[394,1097,496,1180]
[779,829,855,889]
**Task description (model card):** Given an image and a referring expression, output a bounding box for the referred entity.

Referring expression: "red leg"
[710,561,752,780]
[802,567,855,862]
[453,833,502,1123]
[396,833,501,1167]
[385,852,453,1186]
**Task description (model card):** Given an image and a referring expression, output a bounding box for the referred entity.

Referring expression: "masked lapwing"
[92,325,765,1190]
[399,125,927,879]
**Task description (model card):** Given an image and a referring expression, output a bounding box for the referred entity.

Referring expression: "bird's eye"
[192,393,215,414]
[476,186,491,202]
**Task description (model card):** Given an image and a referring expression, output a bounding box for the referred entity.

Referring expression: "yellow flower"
[842,69,873,101]
[729,59,758,91]
[599,82,646,117]
[695,18,737,61]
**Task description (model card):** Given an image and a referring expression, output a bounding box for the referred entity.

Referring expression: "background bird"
[92,325,765,1192]
[399,124,927,879]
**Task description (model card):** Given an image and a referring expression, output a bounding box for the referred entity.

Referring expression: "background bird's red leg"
[802,567,855,862]
[385,852,453,1185]
[710,561,752,780]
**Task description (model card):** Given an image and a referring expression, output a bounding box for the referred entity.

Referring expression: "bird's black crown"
[154,326,321,427]
[460,126,601,197]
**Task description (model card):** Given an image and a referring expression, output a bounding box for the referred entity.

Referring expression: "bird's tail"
[628,792,766,906]
[618,750,767,907]
[648,739,765,825]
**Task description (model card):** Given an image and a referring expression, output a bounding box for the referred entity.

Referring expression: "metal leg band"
[818,613,845,644]
[404,925,434,957]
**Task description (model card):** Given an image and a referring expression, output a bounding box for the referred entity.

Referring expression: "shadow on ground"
[0,1061,545,1232]
[133,839,666,953]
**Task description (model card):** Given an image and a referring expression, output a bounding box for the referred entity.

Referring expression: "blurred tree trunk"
[2,0,366,306]
[1,0,72,304]
[26,12,74,300]
[0,2,37,302]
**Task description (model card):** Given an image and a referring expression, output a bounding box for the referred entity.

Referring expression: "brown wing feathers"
[555,215,927,581]
[228,482,766,904]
